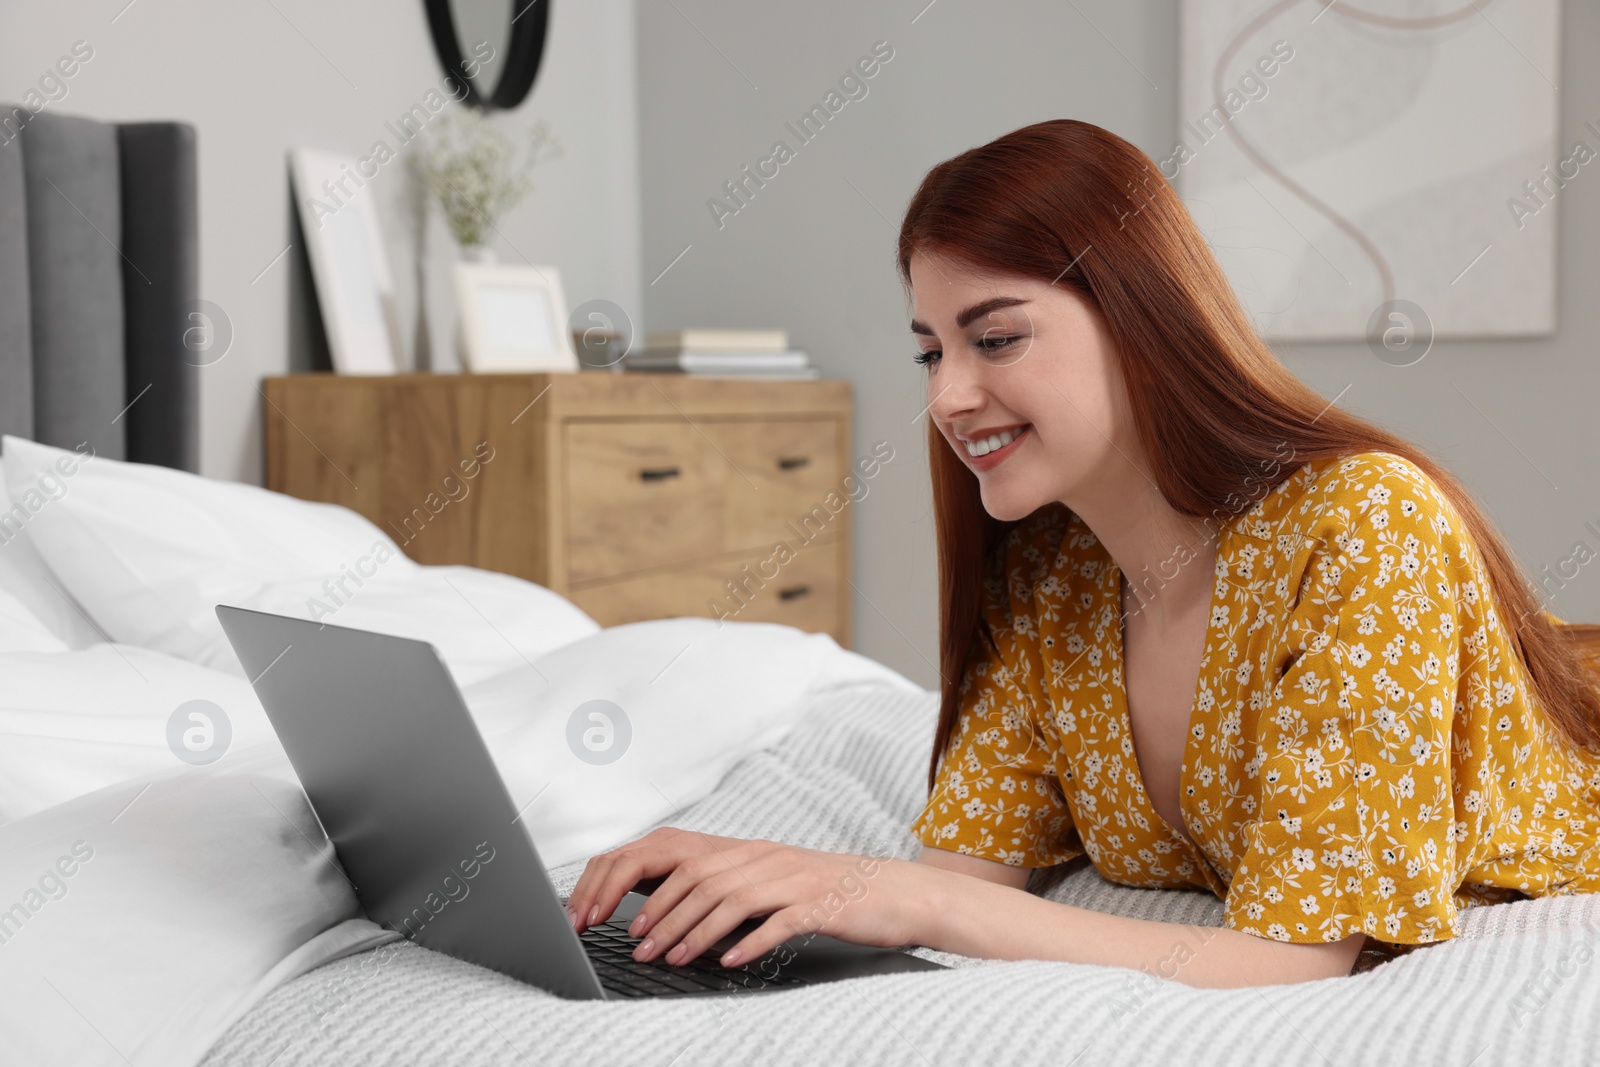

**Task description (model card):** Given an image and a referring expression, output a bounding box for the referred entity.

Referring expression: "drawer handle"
[778,584,812,601]
[638,466,681,482]
[777,456,811,470]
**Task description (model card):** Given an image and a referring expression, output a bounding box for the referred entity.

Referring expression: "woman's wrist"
[893,856,988,954]
[904,860,1070,960]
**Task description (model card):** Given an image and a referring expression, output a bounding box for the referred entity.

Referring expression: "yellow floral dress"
[912,450,1600,948]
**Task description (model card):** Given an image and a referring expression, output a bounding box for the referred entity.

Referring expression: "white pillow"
[0,644,284,822]
[0,461,105,649]
[0,765,388,1067]
[463,617,921,868]
[1,436,600,687]
[0,588,69,655]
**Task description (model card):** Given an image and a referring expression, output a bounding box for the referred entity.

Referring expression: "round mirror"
[423,0,551,111]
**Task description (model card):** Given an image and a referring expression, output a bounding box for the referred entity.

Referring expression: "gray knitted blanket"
[200,686,1600,1067]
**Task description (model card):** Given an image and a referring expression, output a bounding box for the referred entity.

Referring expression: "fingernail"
[666,943,687,966]
[634,938,655,961]
[629,913,647,936]
[721,949,742,967]
[587,905,599,927]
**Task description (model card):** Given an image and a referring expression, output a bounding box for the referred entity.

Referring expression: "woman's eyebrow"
[909,296,1030,335]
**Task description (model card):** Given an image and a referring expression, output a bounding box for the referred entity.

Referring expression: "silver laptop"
[215,605,944,999]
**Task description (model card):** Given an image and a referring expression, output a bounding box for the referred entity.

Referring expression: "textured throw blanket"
[200,686,1600,1067]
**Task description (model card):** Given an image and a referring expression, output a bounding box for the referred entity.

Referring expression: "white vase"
[460,244,497,264]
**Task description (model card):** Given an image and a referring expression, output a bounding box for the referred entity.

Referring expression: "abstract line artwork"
[1177,0,1564,342]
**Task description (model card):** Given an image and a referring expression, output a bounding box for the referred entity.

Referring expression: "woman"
[567,119,1600,988]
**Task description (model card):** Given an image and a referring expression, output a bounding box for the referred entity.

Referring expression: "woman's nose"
[927,351,985,424]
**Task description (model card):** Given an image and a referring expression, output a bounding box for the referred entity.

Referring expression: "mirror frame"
[423,0,551,111]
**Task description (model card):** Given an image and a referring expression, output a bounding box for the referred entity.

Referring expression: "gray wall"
[636,0,1600,688]
[0,0,640,483]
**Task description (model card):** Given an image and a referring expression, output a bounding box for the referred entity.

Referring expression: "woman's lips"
[964,424,1030,472]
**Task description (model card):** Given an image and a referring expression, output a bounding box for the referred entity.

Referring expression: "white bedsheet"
[202,686,1600,1067]
[5,681,1596,1067]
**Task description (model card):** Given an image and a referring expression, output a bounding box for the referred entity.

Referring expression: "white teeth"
[964,427,1021,457]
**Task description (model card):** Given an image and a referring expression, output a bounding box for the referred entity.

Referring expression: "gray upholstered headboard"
[0,106,199,470]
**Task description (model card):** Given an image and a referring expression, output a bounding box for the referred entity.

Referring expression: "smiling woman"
[567,118,1600,990]
[900,119,1600,974]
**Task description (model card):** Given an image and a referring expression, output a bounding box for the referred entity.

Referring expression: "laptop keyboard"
[578,915,809,997]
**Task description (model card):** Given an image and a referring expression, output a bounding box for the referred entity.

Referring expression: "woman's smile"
[958,423,1031,471]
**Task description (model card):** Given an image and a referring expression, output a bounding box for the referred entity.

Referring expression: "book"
[643,328,789,352]
[624,348,812,373]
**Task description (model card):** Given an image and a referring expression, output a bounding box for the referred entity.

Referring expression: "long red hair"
[898,119,1600,791]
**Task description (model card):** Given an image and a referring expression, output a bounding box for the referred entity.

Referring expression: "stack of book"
[623,328,817,378]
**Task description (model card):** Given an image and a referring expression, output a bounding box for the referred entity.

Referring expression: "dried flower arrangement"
[411,108,564,254]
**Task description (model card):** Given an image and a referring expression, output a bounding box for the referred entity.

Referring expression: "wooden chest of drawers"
[261,373,854,645]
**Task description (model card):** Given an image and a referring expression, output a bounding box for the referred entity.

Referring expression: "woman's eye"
[978,335,1019,351]
[913,349,940,366]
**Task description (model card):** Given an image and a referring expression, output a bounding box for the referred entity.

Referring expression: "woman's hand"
[565,827,937,969]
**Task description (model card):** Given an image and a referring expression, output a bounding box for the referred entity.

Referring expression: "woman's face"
[908,250,1132,522]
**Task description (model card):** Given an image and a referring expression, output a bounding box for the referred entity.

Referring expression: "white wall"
[634,1,1184,686]
[0,0,640,482]
[636,0,1600,688]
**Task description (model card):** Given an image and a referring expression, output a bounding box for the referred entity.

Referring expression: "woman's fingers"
[722,906,812,971]
[569,828,688,930]
[571,834,908,976]
[628,837,770,938]
[636,873,785,967]
[569,828,738,931]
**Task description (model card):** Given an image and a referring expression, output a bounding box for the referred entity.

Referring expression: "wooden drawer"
[564,420,726,583]
[709,419,842,549]
[567,539,843,640]
[263,374,854,646]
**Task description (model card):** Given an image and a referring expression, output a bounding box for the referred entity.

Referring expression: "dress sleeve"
[1223,457,1467,945]
[912,516,1083,868]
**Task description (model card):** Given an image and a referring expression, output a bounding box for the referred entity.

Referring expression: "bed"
[2,111,1597,1067]
[0,443,1596,1067]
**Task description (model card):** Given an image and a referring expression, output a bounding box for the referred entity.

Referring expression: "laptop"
[215,605,944,999]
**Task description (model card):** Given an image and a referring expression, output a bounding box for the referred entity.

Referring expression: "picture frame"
[288,147,404,375]
[453,263,578,373]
